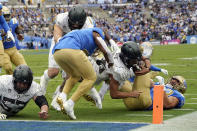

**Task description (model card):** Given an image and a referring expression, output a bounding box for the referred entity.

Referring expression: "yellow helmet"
[2,6,11,21]
[171,76,187,94]
[2,6,10,15]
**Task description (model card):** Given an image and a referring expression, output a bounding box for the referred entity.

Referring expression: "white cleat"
[83,93,102,109]
[51,94,61,111]
[63,101,76,120]
[40,75,48,94]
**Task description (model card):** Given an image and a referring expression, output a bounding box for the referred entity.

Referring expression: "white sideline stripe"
[191,98,197,100]
[185,103,197,104]
[152,63,170,66]
[132,111,197,131]
[127,114,173,117]
[1,119,149,124]
[179,57,197,60]
[172,108,195,111]
[184,94,197,96]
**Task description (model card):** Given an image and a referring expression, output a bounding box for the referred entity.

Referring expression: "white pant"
[48,38,60,68]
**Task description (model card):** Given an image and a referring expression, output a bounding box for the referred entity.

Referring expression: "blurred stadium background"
[1,0,197,49]
[0,0,197,130]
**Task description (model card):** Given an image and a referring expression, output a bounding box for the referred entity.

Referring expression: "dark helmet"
[68,7,87,30]
[119,42,142,69]
[13,65,33,94]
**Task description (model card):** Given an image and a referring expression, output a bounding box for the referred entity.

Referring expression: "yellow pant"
[0,41,4,67]
[54,49,97,102]
[3,47,27,74]
[122,73,152,110]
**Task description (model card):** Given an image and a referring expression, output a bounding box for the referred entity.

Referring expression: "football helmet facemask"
[170,76,187,94]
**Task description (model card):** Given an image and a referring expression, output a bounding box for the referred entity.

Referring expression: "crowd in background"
[2,0,196,48]
[95,1,197,43]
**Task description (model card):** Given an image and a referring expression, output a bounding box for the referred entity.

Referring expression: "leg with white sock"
[99,81,109,101]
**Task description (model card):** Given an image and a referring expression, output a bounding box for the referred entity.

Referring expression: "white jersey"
[0,75,43,116]
[89,50,135,89]
[49,12,95,68]
[110,51,135,87]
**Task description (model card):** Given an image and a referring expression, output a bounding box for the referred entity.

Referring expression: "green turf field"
[2,44,197,123]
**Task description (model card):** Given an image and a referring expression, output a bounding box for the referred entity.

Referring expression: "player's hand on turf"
[130,90,142,98]
[0,113,7,120]
[39,110,48,119]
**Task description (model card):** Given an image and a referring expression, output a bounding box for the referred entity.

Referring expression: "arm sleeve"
[150,65,161,72]
[0,15,10,33]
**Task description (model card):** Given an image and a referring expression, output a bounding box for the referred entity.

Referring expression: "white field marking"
[126,114,174,117]
[184,94,197,96]
[172,108,195,111]
[2,119,149,124]
[132,111,197,131]
[191,98,197,100]
[152,63,170,66]
[34,76,63,81]
[179,57,197,60]
[185,103,197,104]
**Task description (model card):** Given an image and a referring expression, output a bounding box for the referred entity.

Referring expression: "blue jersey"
[1,18,18,49]
[52,27,105,56]
[148,84,185,110]
[0,4,10,40]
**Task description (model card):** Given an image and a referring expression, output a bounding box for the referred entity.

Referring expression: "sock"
[99,82,109,99]
[67,99,75,107]
[90,87,99,97]
[59,92,67,101]
[44,70,50,80]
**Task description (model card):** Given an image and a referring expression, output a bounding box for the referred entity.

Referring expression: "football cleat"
[83,94,102,109]
[56,97,66,114]
[51,94,61,111]
[63,101,76,120]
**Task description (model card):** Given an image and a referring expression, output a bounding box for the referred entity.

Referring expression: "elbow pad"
[35,95,49,108]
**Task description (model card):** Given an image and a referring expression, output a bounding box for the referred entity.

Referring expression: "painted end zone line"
[0,120,149,131]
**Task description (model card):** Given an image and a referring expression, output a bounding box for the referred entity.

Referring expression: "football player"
[0,65,48,120]
[123,75,186,110]
[52,27,116,120]
[40,7,95,93]
[1,6,26,75]
[0,3,15,74]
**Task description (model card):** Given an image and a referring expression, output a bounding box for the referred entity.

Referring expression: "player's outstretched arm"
[33,95,49,119]
[93,32,114,67]
[109,74,142,99]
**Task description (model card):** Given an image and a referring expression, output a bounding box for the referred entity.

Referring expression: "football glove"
[161,69,168,75]
[0,113,7,120]
[155,76,165,85]
[7,31,15,43]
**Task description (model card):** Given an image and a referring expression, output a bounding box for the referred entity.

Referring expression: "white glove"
[155,76,165,85]
[0,113,7,120]
[7,30,15,43]
[161,69,168,75]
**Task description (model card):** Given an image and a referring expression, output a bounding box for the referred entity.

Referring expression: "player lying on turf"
[0,65,49,120]
[123,75,186,110]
